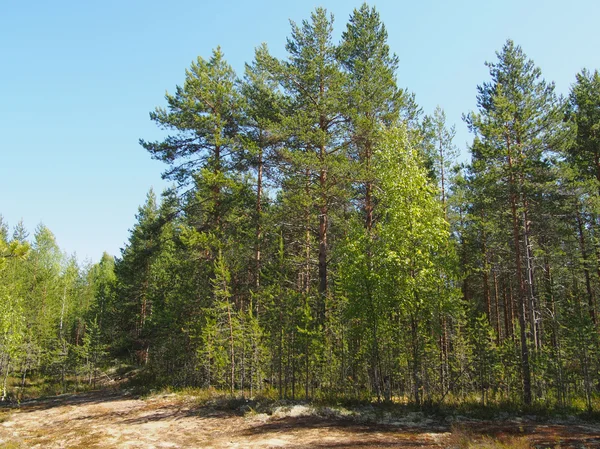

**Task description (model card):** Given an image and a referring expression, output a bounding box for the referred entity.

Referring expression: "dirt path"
[0,391,599,448]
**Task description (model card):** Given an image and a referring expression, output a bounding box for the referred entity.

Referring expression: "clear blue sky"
[1,0,599,262]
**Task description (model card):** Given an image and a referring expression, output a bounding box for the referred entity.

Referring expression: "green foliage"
[0,219,118,399]
[567,69,600,182]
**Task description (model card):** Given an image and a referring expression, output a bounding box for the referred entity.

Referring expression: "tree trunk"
[305,334,310,400]
[1,357,10,401]
[213,144,222,232]
[522,204,539,349]
[493,269,501,344]
[365,141,374,232]
[507,138,532,405]
[226,299,235,396]
[304,169,311,295]
[317,74,328,322]
[502,278,511,340]
[481,219,492,323]
[255,143,263,295]
[576,212,596,325]
[410,313,421,405]
[318,158,328,323]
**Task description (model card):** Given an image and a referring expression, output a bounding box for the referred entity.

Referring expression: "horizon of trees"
[2,4,600,410]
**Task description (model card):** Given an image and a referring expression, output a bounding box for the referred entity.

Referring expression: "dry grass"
[0,432,24,449]
[446,426,534,449]
[0,443,24,449]
[0,410,12,424]
[62,429,104,449]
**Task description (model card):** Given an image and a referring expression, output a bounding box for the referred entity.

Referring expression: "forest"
[2,4,600,412]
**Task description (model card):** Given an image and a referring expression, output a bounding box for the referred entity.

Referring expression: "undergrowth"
[137,382,600,425]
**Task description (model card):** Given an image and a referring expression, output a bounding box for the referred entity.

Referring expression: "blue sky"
[1,0,599,262]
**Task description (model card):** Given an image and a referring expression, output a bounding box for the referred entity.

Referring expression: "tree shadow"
[117,404,241,425]
[239,415,446,448]
[242,415,443,435]
[1,389,130,413]
[270,442,437,449]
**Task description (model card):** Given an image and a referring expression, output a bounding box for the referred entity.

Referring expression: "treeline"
[2,4,600,409]
[0,220,112,399]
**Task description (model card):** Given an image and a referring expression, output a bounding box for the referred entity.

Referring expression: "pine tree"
[141,47,244,235]
[264,7,348,319]
[338,3,403,232]
[567,69,600,324]
[567,69,600,188]
[241,47,286,292]
[465,40,565,404]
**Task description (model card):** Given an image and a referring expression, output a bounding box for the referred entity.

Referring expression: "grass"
[1,366,129,403]
[134,383,600,426]
[13,422,104,449]
[0,410,12,424]
[0,443,24,449]
[63,429,104,449]
[141,387,432,426]
[446,428,534,449]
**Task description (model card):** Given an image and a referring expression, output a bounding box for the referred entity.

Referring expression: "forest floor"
[1,389,600,448]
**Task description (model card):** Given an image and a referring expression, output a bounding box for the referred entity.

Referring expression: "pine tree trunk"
[318,161,328,323]
[576,212,596,324]
[213,144,222,232]
[317,94,328,323]
[507,140,532,405]
[502,278,511,340]
[482,223,492,323]
[304,169,311,294]
[493,270,501,344]
[291,329,296,400]
[365,141,374,233]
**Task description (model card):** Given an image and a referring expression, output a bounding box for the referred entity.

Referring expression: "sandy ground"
[0,391,599,448]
